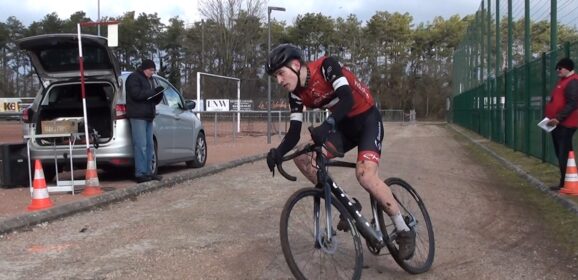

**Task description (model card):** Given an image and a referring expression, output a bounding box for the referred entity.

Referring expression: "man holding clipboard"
[126,59,165,183]
[545,58,578,191]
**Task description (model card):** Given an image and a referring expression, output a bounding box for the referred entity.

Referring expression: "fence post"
[232,112,236,144]
[278,111,282,137]
[541,53,547,162]
[214,113,218,144]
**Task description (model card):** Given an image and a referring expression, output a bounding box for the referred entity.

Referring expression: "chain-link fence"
[452,0,578,164]
[198,109,406,144]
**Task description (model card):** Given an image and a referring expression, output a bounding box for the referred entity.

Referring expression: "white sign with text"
[205,99,230,111]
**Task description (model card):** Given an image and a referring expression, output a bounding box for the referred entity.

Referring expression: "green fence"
[452,0,578,165]
[453,43,578,164]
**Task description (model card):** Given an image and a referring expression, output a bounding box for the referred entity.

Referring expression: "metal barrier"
[198,109,406,143]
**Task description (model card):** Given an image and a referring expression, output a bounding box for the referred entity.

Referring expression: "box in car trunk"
[41,119,79,134]
[36,82,114,145]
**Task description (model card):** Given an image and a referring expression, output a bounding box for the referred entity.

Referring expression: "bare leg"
[355,160,400,215]
[293,149,318,184]
[294,145,401,215]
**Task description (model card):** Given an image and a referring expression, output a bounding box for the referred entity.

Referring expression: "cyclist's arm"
[322,56,353,124]
[277,92,303,156]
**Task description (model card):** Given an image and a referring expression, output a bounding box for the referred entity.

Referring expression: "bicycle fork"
[312,180,340,253]
[315,177,385,249]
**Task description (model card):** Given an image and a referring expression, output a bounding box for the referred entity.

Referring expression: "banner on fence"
[230,99,253,111]
[0,98,20,112]
[206,99,230,112]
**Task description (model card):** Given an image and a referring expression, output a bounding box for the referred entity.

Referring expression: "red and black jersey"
[288,56,374,120]
[277,56,376,157]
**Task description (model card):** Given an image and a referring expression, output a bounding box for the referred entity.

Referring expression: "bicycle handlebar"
[276,143,316,181]
[275,125,354,181]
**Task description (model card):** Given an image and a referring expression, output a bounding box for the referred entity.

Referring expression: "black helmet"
[266,44,303,75]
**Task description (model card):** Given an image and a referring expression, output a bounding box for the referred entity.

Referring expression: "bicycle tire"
[280,187,364,280]
[376,177,435,274]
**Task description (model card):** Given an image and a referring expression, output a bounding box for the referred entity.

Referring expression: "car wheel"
[186,132,206,168]
[151,140,159,175]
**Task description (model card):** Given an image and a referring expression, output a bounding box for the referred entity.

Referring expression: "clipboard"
[537,117,556,133]
[147,88,166,100]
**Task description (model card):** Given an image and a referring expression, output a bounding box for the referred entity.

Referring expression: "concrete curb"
[449,124,578,216]
[0,153,267,235]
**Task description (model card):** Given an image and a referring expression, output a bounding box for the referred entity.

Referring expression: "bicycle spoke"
[379,178,435,274]
[280,188,363,279]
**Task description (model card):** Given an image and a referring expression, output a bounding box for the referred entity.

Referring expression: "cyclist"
[265,44,415,259]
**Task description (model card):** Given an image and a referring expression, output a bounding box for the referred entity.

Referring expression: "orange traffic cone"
[27,160,54,211]
[561,151,578,195]
[82,149,102,196]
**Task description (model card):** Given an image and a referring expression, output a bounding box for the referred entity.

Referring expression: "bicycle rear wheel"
[376,177,435,274]
[280,187,363,280]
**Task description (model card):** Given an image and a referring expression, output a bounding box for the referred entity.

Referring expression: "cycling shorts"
[326,106,384,164]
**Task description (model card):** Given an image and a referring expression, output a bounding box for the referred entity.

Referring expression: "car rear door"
[156,79,195,159]
[16,33,120,85]
[151,87,174,162]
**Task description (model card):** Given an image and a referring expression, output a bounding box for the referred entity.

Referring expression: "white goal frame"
[196,72,241,131]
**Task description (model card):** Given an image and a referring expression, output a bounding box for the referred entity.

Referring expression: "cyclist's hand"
[310,122,332,145]
[267,148,281,173]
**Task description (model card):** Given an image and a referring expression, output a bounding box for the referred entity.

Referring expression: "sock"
[391,212,410,232]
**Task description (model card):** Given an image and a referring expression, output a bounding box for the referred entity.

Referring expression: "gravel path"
[0,123,576,279]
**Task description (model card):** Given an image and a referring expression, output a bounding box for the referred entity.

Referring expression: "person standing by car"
[126,59,165,183]
[546,57,578,191]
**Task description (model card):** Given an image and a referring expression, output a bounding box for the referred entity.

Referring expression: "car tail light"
[110,158,131,166]
[21,107,33,123]
[115,104,127,119]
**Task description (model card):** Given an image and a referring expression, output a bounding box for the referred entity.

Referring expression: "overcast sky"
[0,0,480,27]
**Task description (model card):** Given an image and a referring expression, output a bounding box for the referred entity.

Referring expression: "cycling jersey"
[288,56,375,119]
[277,56,383,163]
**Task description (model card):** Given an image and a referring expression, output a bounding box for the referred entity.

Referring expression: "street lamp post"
[267,6,285,144]
[97,0,100,36]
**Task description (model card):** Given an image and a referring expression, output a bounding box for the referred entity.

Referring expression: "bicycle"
[275,141,435,279]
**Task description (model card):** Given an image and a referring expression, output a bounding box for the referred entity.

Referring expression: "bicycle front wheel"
[377,177,435,274]
[280,187,363,280]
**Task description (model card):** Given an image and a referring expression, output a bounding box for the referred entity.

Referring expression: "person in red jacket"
[545,57,578,191]
[265,44,415,259]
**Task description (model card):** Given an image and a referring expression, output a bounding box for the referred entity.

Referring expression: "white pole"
[237,80,240,133]
[196,71,201,120]
[196,71,240,125]
[97,0,101,36]
[267,10,271,144]
[77,24,90,150]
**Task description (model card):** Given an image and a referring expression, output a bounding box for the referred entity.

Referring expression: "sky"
[0,0,480,27]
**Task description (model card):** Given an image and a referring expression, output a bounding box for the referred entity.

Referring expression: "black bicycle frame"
[314,151,385,248]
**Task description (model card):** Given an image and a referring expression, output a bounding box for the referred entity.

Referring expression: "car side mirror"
[184,100,196,111]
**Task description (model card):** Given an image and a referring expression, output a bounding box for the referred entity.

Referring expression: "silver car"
[18,34,207,181]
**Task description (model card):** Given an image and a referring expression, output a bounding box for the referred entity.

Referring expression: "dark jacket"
[126,70,163,120]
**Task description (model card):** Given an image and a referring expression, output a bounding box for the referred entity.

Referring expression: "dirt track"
[0,123,577,279]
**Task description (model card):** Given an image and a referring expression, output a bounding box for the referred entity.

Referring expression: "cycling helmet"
[266,44,303,75]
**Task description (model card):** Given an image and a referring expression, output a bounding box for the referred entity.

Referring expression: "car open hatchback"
[18,33,207,181]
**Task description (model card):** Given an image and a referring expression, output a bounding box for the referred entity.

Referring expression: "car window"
[157,79,183,110]
[38,45,113,72]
